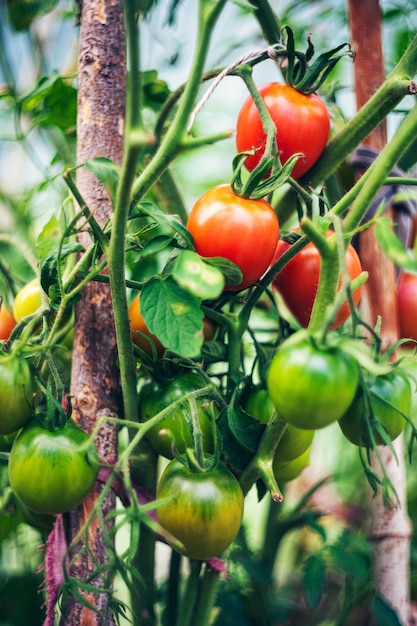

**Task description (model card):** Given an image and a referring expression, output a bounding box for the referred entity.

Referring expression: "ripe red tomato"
[272,231,362,328]
[396,272,417,345]
[236,83,330,179]
[0,302,16,340]
[186,184,279,291]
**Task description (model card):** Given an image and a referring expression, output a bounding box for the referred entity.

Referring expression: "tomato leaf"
[370,594,402,626]
[85,157,121,205]
[140,277,204,358]
[173,250,225,300]
[375,217,417,272]
[40,242,84,299]
[203,257,243,287]
[303,554,325,608]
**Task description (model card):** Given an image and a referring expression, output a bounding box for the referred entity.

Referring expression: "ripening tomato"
[272,230,362,328]
[267,332,359,430]
[8,418,100,514]
[236,83,330,179]
[129,294,165,358]
[0,302,16,339]
[0,355,37,435]
[396,272,417,345]
[338,370,410,446]
[13,278,44,322]
[186,184,279,291]
[156,458,244,560]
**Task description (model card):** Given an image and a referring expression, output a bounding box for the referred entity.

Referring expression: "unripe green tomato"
[139,372,220,459]
[267,333,359,430]
[156,458,244,560]
[243,388,314,461]
[338,371,410,446]
[8,418,100,514]
[0,356,36,435]
[273,446,311,483]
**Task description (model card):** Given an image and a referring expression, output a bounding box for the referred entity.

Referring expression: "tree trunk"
[347,1,412,624]
[59,0,126,624]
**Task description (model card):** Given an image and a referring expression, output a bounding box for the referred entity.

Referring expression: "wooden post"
[59,0,126,624]
[347,1,412,624]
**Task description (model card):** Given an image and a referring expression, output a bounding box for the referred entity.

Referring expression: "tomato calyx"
[279,26,355,95]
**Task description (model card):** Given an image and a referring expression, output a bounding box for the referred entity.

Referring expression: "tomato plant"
[186,184,279,291]
[267,332,359,430]
[156,458,244,560]
[0,355,36,435]
[0,302,16,340]
[236,83,330,179]
[139,371,220,459]
[129,294,165,358]
[396,271,417,345]
[243,388,314,461]
[272,230,363,328]
[338,370,411,446]
[12,278,43,322]
[8,418,100,514]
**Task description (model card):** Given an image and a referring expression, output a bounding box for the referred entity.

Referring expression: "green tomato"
[338,370,410,446]
[12,278,43,322]
[267,333,359,430]
[243,388,314,461]
[8,418,100,514]
[273,446,311,483]
[139,372,220,459]
[156,458,244,560]
[0,355,37,435]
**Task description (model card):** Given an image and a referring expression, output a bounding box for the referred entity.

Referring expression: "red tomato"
[397,272,417,344]
[0,302,16,340]
[272,230,362,328]
[236,83,330,179]
[186,184,279,291]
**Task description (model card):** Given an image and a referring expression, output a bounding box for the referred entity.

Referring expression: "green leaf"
[375,217,417,272]
[6,0,59,31]
[36,214,62,261]
[370,594,402,626]
[204,257,243,287]
[40,242,84,297]
[328,546,369,579]
[303,554,325,608]
[140,277,204,358]
[173,250,225,300]
[85,157,121,205]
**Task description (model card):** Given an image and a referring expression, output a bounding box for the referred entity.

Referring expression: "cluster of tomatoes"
[1,81,417,563]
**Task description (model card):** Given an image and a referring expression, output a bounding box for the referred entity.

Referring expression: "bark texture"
[59,0,126,624]
[348,1,412,624]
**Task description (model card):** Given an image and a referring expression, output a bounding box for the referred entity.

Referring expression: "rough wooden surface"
[348,2,412,624]
[59,0,126,623]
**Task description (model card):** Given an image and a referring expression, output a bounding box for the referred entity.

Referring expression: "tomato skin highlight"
[272,231,362,328]
[139,372,220,459]
[236,83,330,179]
[267,333,359,430]
[186,184,279,291]
[8,418,100,514]
[0,356,36,435]
[0,303,16,340]
[156,458,244,560]
[338,371,410,446]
